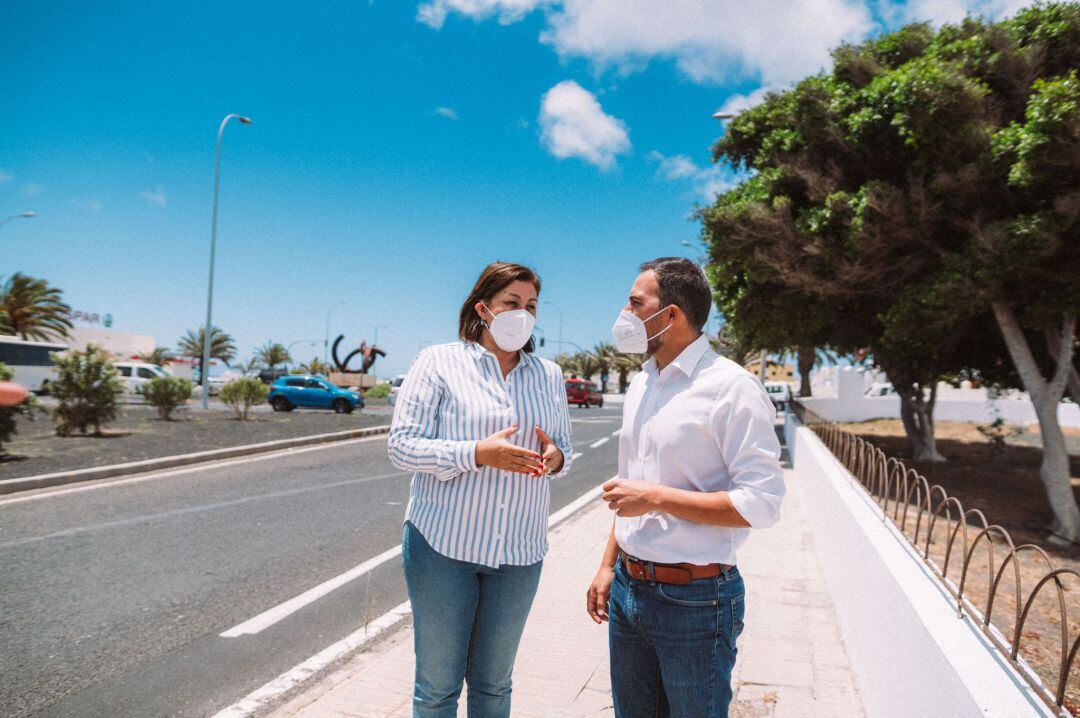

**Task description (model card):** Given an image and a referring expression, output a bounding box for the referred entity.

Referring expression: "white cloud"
[649,150,738,202]
[648,151,698,181]
[24,183,43,197]
[417,0,545,29]
[434,106,459,120]
[0,170,12,183]
[715,87,773,117]
[538,80,630,170]
[140,188,167,207]
[903,0,1031,26]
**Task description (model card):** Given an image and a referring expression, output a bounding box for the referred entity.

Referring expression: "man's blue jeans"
[401,521,542,718]
[608,557,745,718]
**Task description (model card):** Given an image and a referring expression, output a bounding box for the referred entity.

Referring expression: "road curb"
[0,425,391,495]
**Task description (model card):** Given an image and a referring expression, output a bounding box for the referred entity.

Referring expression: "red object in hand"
[0,381,29,407]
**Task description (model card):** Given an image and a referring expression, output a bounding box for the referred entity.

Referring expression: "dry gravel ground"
[0,401,391,480]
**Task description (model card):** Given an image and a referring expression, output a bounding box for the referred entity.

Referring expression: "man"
[587,257,785,717]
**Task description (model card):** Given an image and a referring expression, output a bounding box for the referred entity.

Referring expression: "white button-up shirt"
[615,333,785,566]
[388,341,573,568]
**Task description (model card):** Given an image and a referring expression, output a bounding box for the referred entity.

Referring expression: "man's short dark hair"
[639,257,712,332]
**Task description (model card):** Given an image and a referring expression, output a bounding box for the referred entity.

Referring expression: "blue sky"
[1,0,1029,376]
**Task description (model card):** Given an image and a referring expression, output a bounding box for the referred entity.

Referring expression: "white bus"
[0,336,68,393]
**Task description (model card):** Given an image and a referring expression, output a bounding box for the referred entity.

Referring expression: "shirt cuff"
[727,486,779,530]
[435,440,480,481]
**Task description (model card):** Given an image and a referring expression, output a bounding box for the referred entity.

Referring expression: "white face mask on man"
[610,306,673,354]
[481,303,536,352]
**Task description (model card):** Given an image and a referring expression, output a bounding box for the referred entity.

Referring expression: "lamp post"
[542,300,563,358]
[201,113,251,409]
[0,211,35,232]
[372,324,389,346]
[324,300,348,364]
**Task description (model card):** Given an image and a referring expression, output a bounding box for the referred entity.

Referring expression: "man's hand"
[602,478,662,517]
[587,566,615,624]
[535,425,563,477]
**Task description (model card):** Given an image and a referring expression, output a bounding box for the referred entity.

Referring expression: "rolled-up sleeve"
[387,349,479,481]
[713,374,785,529]
[544,363,574,479]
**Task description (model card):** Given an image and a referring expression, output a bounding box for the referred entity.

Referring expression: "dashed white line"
[589,437,609,449]
[571,452,584,462]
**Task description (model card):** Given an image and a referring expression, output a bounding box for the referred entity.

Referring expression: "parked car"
[257,366,291,384]
[865,382,896,397]
[388,374,406,407]
[763,381,792,410]
[268,375,364,413]
[114,361,169,394]
[565,378,603,408]
[192,375,229,397]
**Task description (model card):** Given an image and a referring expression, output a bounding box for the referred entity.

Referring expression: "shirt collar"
[463,341,533,371]
[651,333,711,380]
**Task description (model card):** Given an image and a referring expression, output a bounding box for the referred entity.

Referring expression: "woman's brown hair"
[458,262,542,352]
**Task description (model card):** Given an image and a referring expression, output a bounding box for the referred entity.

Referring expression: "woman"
[388,261,574,718]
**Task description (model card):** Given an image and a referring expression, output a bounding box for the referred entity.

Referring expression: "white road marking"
[570,418,617,424]
[612,429,621,436]
[0,434,389,507]
[571,452,583,462]
[220,543,403,638]
[213,478,615,717]
[211,601,413,718]
[0,472,403,551]
[589,437,609,449]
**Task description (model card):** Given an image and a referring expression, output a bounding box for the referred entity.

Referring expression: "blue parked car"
[268,375,364,413]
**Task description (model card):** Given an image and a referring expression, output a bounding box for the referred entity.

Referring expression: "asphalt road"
[0,404,622,718]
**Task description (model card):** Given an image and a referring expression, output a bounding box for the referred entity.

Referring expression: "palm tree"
[0,273,73,340]
[611,352,644,393]
[593,342,618,392]
[256,341,292,371]
[177,325,236,380]
[138,347,174,367]
[298,357,334,376]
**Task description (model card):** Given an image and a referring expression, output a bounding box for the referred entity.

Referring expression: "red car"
[565,378,604,408]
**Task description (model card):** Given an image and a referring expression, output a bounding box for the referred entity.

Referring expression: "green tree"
[256,341,292,371]
[51,344,124,436]
[298,357,334,376]
[0,362,37,454]
[219,377,268,420]
[177,326,236,381]
[139,376,193,420]
[0,273,73,340]
[137,347,174,367]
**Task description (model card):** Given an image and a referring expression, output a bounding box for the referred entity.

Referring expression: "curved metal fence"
[793,402,1078,715]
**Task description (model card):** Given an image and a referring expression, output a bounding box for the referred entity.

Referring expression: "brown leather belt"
[619,551,733,586]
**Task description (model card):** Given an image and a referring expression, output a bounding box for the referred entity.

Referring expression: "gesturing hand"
[475,425,546,476]
[534,425,564,477]
[602,478,661,517]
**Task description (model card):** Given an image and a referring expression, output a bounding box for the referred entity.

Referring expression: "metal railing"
[793,402,1078,715]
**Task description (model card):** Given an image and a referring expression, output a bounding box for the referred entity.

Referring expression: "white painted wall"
[801,366,1080,427]
[788,413,1063,718]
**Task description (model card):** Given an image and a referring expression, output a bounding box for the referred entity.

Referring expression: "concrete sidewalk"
[268,470,864,718]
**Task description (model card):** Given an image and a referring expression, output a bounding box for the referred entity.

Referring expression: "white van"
[113,361,169,394]
[0,336,68,393]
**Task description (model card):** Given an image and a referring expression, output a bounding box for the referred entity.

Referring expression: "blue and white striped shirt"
[388,341,574,568]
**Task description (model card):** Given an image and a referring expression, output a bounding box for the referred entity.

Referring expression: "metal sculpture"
[331,335,386,374]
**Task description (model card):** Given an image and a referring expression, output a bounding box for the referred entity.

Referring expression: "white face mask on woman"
[481,303,536,352]
[610,306,672,354]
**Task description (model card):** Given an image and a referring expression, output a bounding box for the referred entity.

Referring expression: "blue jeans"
[401,521,542,718]
[608,557,745,718]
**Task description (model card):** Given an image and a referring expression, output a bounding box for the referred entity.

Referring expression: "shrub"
[219,377,268,420]
[51,344,124,436]
[139,376,193,420]
[366,382,391,399]
[0,362,38,454]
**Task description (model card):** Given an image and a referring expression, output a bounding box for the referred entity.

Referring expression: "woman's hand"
[475,425,546,476]
[535,425,564,477]
[587,566,615,623]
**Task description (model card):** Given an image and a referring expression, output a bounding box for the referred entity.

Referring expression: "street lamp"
[0,211,36,232]
[201,113,251,408]
[324,300,348,363]
[542,300,563,358]
[371,325,389,346]
[712,111,735,120]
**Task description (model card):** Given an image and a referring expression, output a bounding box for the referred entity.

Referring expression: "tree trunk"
[1045,329,1080,405]
[895,378,945,462]
[797,347,815,398]
[994,304,1079,543]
